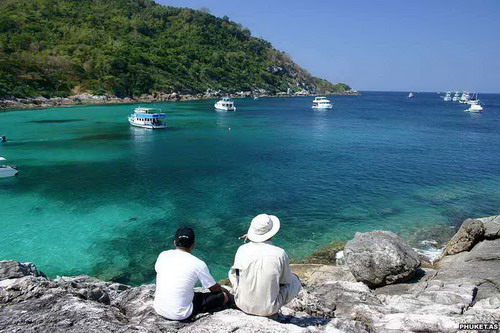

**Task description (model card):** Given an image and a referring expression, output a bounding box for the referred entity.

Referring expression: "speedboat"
[452,91,461,102]
[312,96,333,109]
[408,92,415,98]
[443,92,452,101]
[0,157,18,178]
[214,97,236,111]
[128,107,167,129]
[465,103,483,113]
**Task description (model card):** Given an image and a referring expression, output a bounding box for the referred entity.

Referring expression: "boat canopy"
[0,157,5,161]
[221,97,233,101]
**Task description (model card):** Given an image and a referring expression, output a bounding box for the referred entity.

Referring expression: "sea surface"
[1,92,500,284]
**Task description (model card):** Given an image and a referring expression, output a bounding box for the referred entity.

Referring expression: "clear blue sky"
[160,0,499,93]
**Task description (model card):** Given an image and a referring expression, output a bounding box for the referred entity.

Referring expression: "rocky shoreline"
[0,90,360,111]
[1,215,499,332]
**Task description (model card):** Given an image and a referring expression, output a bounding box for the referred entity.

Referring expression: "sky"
[161,0,500,93]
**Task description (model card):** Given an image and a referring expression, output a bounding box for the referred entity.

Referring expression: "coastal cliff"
[1,215,499,332]
[0,0,349,103]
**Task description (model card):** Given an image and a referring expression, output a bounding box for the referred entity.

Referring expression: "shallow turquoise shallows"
[1,92,500,284]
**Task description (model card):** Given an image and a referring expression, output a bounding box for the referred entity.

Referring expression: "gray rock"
[0,260,43,280]
[441,219,485,256]
[344,231,421,287]
[478,215,500,239]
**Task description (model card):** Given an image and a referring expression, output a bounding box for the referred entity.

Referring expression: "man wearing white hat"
[228,214,301,317]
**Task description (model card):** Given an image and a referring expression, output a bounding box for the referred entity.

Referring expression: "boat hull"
[0,166,18,178]
[214,106,236,112]
[312,105,333,110]
[128,119,167,129]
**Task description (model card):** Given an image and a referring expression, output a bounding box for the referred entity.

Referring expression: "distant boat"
[452,91,461,102]
[215,97,236,111]
[458,91,470,104]
[312,96,333,109]
[128,107,167,129]
[408,92,415,98]
[0,157,18,178]
[465,93,483,112]
[443,91,452,101]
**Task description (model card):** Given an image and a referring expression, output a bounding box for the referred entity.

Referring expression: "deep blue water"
[1,92,500,284]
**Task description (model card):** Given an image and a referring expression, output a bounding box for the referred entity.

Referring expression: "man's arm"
[279,252,294,285]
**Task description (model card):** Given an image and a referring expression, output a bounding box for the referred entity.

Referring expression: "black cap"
[174,227,195,248]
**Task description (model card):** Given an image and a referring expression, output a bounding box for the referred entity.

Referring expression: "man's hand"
[209,283,230,305]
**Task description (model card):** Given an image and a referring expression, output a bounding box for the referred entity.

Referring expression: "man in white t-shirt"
[154,227,229,321]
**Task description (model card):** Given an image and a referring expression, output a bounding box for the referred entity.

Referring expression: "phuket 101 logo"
[458,323,499,331]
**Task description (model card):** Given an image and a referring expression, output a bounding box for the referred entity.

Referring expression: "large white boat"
[408,92,415,98]
[443,91,452,101]
[0,157,18,178]
[465,103,483,113]
[452,91,461,101]
[214,97,236,111]
[128,107,167,129]
[312,96,333,109]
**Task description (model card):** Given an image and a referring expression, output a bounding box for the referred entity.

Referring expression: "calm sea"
[1,92,500,284]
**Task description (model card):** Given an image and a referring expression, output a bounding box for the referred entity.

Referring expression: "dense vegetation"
[0,0,350,98]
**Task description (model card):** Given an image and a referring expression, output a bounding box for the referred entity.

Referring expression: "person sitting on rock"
[154,227,230,321]
[228,214,302,318]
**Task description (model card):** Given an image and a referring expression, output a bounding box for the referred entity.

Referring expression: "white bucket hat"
[247,214,281,243]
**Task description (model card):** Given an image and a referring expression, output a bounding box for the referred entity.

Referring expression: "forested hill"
[0,0,350,98]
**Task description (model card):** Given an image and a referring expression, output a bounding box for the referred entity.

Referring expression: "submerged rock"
[344,231,420,287]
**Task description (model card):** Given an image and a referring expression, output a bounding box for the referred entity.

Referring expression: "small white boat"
[128,107,167,129]
[443,92,452,101]
[312,96,333,109]
[0,157,18,178]
[459,91,470,104]
[465,93,483,112]
[465,103,483,113]
[408,92,415,98]
[214,97,236,111]
[452,91,461,102]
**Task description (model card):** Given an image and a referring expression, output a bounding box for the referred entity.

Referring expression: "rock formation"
[1,215,500,332]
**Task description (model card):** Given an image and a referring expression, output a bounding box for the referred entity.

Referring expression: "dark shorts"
[189,291,225,318]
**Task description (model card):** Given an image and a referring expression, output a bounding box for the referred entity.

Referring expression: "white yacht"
[312,96,333,109]
[465,103,483,113]
[214,97,236,111]
[459,91,470,104]
[0,157,18,178]
[408,92,415,98]
[465,93,483,112]
[452,91,461,101]
[443,92,452,101]
[128,107,166,129]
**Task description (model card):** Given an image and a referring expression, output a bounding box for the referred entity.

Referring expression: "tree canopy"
[0,0,350,98]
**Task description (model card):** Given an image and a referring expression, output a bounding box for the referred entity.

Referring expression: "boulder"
[441,219,485,256]
[344,231,420,287]
[478,215,500,239]
[0,260,43,280]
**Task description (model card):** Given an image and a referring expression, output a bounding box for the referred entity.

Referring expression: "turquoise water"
[1,92,500,284]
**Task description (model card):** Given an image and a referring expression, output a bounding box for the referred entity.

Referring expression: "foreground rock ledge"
[1,215,500,332]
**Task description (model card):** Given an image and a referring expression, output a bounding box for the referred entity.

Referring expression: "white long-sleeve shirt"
[228,241,301,316]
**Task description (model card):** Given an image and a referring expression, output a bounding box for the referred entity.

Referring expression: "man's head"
[247,214,280,243]
[174,227,195,250]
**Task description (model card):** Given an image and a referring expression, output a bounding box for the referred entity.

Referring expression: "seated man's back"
[229,214,301,317]
[154,249,216,320]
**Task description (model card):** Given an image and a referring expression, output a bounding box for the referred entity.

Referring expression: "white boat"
[452,91,461,101]
[0,157,18,178]
[443,92,452,101]
[459,91,470,104]
[408,92,415,98]
[465,103,483,113]
[312,96,333,109]
[128,107,167,129]
[214,97,236,111]
[465,93,483,112]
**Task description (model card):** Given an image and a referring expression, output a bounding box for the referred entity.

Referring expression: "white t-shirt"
[153,249,216,320]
